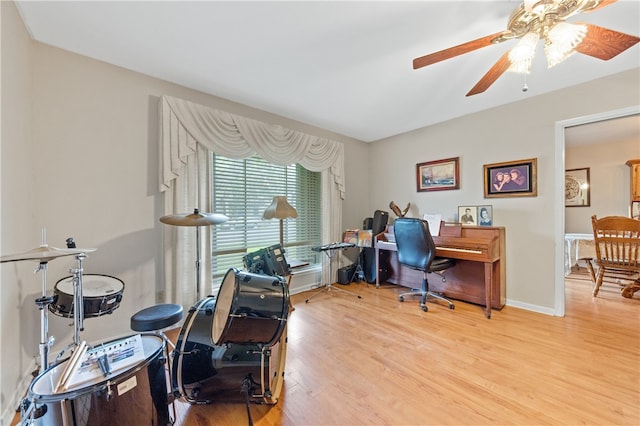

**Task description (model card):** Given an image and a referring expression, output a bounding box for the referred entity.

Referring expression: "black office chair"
[393,218,455,312]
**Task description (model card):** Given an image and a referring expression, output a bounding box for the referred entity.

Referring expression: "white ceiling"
[15,0,640,142]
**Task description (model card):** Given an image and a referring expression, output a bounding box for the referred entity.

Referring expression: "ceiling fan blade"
[413,31,507,69]
[466,51,512,97]
[574,23,640,60]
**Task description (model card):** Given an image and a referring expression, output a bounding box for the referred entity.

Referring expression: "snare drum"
[212,268,289,346]
[172,296,287,405]
[28,334,169,426]
[50,274,124,318]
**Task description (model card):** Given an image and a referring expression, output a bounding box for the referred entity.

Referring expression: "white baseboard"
[505,299,557,316]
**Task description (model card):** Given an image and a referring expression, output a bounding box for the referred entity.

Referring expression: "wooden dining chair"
[590,215,640,298]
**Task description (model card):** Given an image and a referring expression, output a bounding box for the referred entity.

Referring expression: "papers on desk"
[423,214,442,236]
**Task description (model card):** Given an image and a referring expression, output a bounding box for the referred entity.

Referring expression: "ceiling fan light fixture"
[508,31,540,73]
[544,22,587,67]
[523,0,555,14]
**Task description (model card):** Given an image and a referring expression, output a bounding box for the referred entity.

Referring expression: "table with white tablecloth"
[564,233,596,277]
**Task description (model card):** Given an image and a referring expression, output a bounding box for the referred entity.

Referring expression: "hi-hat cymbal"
[1,245,97,263]
[159,208,229,227]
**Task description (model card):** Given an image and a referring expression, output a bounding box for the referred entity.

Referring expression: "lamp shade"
[508,31,539,74]
[263,196,298,220]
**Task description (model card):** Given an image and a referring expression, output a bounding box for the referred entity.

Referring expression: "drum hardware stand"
[67,253,87,347]
[159,208,229,304]
[19,397,48,424]
[241,374,257,426]
[51,252,89,364]
[350,247,365,283]
[305,244,362,303]
[1,232,97,426]
[34,260,56,372]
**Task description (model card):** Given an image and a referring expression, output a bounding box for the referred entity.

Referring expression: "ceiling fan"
[413,0,640,96]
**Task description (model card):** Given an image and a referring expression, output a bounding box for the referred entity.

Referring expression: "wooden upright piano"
[374,223,506,318]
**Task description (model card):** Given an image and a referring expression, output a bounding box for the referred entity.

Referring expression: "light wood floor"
[170,274,639,426]
[15,274,639,425]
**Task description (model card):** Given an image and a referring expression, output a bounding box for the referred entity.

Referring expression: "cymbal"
[1,245,97,263]
[159,208,229,227]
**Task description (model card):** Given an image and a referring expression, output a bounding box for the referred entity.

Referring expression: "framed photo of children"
[483,158,537,198]
[416,157,460,192]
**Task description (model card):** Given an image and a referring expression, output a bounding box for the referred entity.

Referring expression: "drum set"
[3,212,291,426]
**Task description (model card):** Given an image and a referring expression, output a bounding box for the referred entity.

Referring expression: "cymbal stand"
[70,253,86,346]
[33,260,55,371]
[305,246,362,303]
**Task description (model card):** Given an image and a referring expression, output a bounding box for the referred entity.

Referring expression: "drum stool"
[130,303,183,423]
[131,303,183,347]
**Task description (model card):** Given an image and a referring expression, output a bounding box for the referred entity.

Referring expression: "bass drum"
[212,268,289,346]
[28,334,169,426]
[173,296,287,405]
[50,274,124,318]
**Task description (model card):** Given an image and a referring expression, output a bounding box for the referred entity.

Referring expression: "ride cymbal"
[159,208,229,227]
[1,245,97,263]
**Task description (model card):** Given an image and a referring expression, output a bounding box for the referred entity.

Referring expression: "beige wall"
[369,70,640,311]
[1,2,368,421]
[565,136,639,234]
[2,0,639,422]
[1,1,39,422]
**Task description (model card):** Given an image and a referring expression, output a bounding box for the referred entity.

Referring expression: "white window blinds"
[211,154,321,280]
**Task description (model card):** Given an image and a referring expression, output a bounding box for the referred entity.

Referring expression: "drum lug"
[105,381,114,401]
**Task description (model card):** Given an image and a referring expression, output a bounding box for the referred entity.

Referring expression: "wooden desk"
[375,225,506,318]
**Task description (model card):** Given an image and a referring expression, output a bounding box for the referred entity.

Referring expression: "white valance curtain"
[159,95,345,305]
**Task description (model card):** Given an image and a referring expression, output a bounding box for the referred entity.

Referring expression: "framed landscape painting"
[417,157,460,192]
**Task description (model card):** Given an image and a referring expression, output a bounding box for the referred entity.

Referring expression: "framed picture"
[477,205,493,226]
[565,168,590,207]
[416,157,460,192]
[483,158,537,198]
[458,206,477,225]
[458,205,493,226]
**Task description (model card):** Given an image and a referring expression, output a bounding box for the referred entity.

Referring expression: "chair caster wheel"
[398,296,404,302]
[421,305,428,312]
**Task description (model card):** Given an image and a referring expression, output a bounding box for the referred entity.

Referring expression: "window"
[211,154,322,281]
